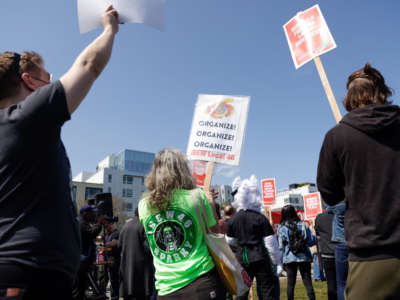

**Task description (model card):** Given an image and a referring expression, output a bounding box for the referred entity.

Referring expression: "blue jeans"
[312,253,326,281]
[335,243,349,300]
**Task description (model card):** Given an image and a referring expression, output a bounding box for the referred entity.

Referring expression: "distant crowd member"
[104,217,120,300]
[119,208,155,300]
[0,7,120,300]
[315,208,337,300]
[317,63,400,299]
[278,205,316,300]
[329,202,347,300]
[227,175,276,300]
[224,205,236,220]
[73,205,105,300]
[139,149,224,299]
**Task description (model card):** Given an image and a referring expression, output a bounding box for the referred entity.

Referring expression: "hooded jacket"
[317,104,400,261]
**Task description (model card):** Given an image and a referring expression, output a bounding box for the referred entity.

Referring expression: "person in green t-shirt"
[139,148,224,299]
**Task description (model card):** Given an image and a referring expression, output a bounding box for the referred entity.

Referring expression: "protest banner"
[187,94,250,191]
[191,160,207,188]
[78,0,165,34]
[261,178,276,206]
[283,4,342,123]
[303,192,323,220]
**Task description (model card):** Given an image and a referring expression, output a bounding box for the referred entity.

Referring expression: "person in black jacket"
[317,63,400,299]
[118,208,155,300]
[227,175,276,300]
[315,208,337,300]
[72,205,105,300]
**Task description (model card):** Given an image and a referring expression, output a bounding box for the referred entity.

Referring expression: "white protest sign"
[187,94,250,166]
[78,0,165,34]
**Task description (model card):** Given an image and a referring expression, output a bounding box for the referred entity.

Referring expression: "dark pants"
[346,258,400,300]
[257,274,280,300]
[0,263,73,300]
[72,257,91,300]
[106,261,119,299]
[157,268,224,300]
[322,257,337,300]
[334,244,348,300]
[284,262,315,300]
[237,259,275,300]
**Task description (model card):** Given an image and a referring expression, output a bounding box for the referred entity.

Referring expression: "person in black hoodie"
[317,63,400,299]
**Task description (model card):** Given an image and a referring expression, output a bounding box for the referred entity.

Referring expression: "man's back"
[318,104,400,260]
[0,81,80,280]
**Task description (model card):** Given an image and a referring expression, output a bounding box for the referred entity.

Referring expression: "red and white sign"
[191,160,207,187]
[283,4,336,69]
[303,192,323,220]
[261,178,276,206]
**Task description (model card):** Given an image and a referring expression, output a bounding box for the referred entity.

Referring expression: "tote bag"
[191,189,252,296]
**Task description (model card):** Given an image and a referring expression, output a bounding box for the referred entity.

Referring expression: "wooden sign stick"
[203,161,219,222]
[204,161,215,193]
[314,56,342,124]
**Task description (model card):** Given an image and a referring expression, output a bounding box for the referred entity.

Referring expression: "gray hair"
[145,149,196,211]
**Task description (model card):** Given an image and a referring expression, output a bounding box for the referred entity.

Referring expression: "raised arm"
[60,5,119,115]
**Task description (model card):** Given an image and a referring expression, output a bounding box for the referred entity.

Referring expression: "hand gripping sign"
[303,192,323,220]
[77,0,166,34]
[283,5,342,123]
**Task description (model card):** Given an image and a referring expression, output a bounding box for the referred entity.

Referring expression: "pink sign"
[261,178,276,206]
[283,4,336,69]
[303,192,322,220]
[191,160,207,187]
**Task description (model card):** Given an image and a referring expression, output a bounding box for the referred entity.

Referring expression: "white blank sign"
[78,0,166,34]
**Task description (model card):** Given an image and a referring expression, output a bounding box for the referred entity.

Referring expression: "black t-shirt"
[227,209,274,263]
[315,212,335,256]
[105,229,120,260]
[0,81,80,281]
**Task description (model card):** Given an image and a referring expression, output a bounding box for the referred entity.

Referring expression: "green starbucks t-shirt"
[139,189,216,295]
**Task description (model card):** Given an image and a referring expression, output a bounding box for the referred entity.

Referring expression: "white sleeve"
[226,236,238,247]
[263,234,282,266]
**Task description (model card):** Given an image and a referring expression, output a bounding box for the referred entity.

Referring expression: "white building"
[73,149,155,214]
[211,184,233,206]
[271,183,318,211]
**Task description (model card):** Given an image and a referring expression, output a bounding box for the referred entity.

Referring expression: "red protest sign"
[283,4,336,69]
[191,160,207,187]
[303,192,322,220]
[261,178,276,206]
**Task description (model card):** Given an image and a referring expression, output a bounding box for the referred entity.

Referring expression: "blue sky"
[2,1,400,190]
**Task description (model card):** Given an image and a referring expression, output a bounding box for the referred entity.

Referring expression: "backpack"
[287,222,307,255]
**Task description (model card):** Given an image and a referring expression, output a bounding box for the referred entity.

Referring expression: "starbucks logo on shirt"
[145,208,197,264]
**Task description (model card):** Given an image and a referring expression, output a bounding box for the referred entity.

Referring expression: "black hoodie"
[317,104,400,261]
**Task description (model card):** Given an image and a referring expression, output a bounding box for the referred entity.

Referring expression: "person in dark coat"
[119,208,155,300]
[315,208,337,300]
[317,63,400,299]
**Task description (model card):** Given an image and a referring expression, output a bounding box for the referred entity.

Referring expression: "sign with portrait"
[187,94,250,166]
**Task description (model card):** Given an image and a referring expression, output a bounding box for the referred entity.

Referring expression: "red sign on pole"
[191,160,207,187]
[261,178,276,206]
[303,192,323,220]
[283,4,336,69]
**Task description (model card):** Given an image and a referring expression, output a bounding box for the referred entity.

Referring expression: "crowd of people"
[0,5,399,300]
